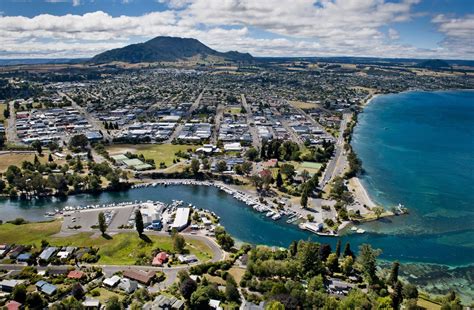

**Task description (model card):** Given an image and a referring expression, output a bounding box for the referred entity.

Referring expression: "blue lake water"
[352,90,474,263]
[0,90,473,266]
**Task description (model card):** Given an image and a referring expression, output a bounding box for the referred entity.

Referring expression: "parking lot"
[62,206,135,232]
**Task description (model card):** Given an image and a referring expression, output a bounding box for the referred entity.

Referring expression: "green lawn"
[0,221,213,265]
[106,144,197,167]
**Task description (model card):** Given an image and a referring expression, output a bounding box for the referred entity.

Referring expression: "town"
[0,56,472,309]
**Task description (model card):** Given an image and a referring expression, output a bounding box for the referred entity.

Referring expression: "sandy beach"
[348,177,379,209]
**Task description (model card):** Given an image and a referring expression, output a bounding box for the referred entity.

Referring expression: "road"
[319,113,351,188]
[186,90,204,119]
[289,101,331,137]
[59,91,111,142]
[240,94,260,149]
[6,101,19,143]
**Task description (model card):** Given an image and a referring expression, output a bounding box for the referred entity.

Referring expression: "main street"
[319,112,351,188]
[241,94,261,149]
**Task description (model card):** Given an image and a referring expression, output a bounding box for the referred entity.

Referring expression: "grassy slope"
[0,221,213,265]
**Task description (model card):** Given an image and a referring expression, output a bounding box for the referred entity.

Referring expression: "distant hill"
[91,36,254,64]
[417,59,451,69]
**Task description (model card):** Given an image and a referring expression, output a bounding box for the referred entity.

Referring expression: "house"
[85,131,103,141]
[47,266,69,277]
[5,300,22,310]
[152,252,169,266]
[57,246,76,260]
[118,278,138,294]
[177,254,198,264]
[36,280,57,296]
[209,299,222,310]
[262,159,278,168]
[0,280,21,292]
[242,301,265,310]
[123,269,156,285]
[8,245,25,259]
[103,275,121,287]
[39,247,58,261]
[144,295,185,310]
[83,298,100,309]
[67,270,85,280]
[16,253,32,263]
[328,278,354,295]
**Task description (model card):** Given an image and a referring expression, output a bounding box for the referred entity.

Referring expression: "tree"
[280,163,295,180]
[98,212,107,235]
[276,171,283,188]
[3,107,10,119]
[71,283,85,300]
[403,283,418,300]
[335,239,342,257]
[69,134,89,152]
[31,140,42,155]
[388,261,400,285]
[26,292,47,309]
[343,242,354,258]
[357,244,381,284]
[190,158,200,176]
[289,241,298,257]
[308,274,324,292]
[300,190,308,208]
[241,161,252,175]
[245,147,259,161]
[180,277,197,300]
[216,160,227,172]
[326,253,339,272]
[135,209,144,236]
[214,226,234,251]
[301,169,310,182]
[341,255,354,275]
[265,301,285,310]
[391,281,404,310]
[173,233,186,254]
[105,296,122,310]
[12,284,27,303]
[373,206,384,219]
[225,275,240,303]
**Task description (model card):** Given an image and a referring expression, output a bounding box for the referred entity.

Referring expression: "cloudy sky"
[0,0,473,59]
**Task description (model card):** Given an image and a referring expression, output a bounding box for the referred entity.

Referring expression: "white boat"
[272,213,281,220]
[266,211,274,217]
[356,228,365,234]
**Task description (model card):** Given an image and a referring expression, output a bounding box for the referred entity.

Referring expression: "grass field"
[226,107,241,115]
[0,153,36,171]
[290,100,320,110]
[417,297,442,310]
[0,152,59,172]
[106,144,197,167]
[0,221,213,265]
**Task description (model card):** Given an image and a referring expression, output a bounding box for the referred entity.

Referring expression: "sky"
[0,0,473,59]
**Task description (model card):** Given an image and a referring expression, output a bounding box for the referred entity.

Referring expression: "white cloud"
[72,0,81,6]
[0,0,472,59]
[388,28,400,40]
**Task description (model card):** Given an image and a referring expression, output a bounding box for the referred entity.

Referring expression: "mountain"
[91,36,254,64]
[417,59,451,69]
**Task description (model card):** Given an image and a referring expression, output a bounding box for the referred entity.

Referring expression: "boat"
[272,213,281,220]
[356,228,365,234]
[266,211,274,217]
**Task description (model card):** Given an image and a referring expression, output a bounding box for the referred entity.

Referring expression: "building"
[5,300,22,310]
[39,247,58,261]
[36,280,57,296]
[68,270,85,280]
[123,269,156,285]
[152,252,169,266]
[103,275,121,287]
[0,280,21,292]
[16,253,32,263]
[171,207,190,231]
[177,254,198,264]
[118,278,138,294]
